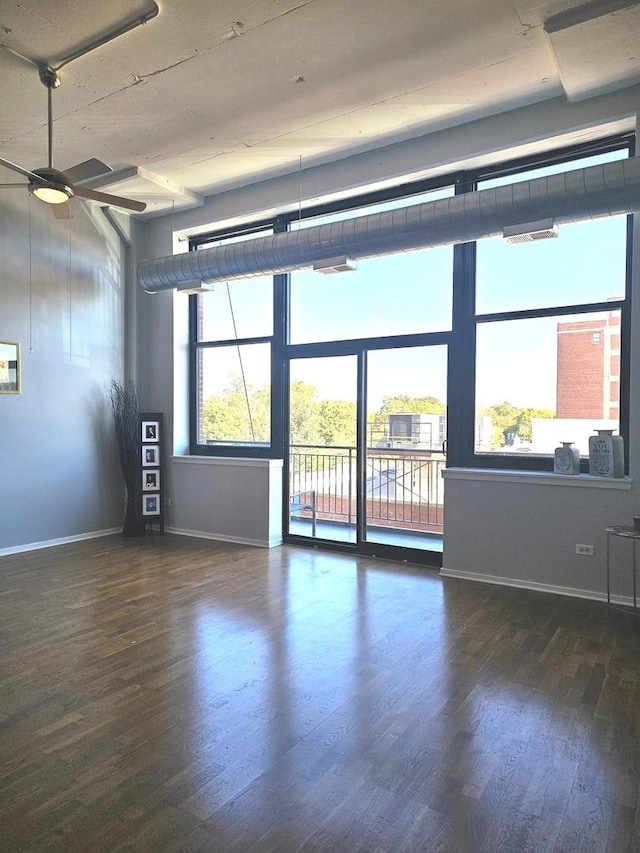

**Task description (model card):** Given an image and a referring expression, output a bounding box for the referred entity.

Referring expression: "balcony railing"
[289,444,445,536]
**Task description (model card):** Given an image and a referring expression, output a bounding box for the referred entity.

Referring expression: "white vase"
[588,429,624,478]
[554,442,580,475]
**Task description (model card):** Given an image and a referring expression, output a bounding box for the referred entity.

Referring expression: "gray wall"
[170,458,283,547]
[441,471,636,601]
[133,226,283,547]
[0,193,128,552]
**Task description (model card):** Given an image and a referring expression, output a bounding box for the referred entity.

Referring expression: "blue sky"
[200,149,627,416]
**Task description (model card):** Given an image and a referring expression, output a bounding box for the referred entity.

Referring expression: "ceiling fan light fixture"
[29,168,73,204]
[30,182,71,204]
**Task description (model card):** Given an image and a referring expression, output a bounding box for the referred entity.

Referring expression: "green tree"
[482,401,519,447]
[317,399,356,446]
[201,375,270,442]
[378,394,445,415]
[481,401,555,447]
[289,380,322,445]
[514,407,555,443]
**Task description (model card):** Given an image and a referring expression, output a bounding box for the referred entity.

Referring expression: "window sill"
[172,456,283,468]
[441,467,632,489]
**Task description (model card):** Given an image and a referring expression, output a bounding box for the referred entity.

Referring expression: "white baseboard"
[166,526,282,549]
[439,566,635,608]
[0,528,121,557]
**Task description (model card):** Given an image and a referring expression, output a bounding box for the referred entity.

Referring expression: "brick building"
[556,309,620,419]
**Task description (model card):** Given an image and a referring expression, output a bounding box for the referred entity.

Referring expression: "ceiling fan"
[0,67,146,218]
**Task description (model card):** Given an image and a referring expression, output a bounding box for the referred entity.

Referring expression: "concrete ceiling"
[0,0,639,218]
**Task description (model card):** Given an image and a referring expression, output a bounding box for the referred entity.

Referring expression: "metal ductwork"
[138,156,640,292]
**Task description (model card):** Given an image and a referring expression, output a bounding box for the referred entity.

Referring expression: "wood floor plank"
[1,534,640,851]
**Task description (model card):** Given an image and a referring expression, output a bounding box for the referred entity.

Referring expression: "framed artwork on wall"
[142,469,160,491]
[142,445,159,466]
[142,494,160,516]
[0,340,20,394]
[142,420,159,442]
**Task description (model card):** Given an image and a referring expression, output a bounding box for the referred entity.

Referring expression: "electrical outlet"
[575,544,594,556]
[164,497,171,506]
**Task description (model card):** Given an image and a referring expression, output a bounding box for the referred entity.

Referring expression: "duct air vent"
[175,279,215,294]
[312,256,357,274]
[502,219,559,244]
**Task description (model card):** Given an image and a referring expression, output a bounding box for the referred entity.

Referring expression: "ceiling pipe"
[0,3,160,73]
[138,155,640,293]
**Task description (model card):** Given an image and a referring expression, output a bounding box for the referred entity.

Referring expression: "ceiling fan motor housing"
[38,66,60,89]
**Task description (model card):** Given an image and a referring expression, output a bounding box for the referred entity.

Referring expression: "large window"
[472,147,629,465]
[475,309,622,456]
[191,228,277,454]
[289,188,454,343]
[190,137,632,472]
[197,342,272,446]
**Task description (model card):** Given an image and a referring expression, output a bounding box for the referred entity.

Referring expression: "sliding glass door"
[286,346,446,561]
[364,346,447,553]
[288,355,358,544]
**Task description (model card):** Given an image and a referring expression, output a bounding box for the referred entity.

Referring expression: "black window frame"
[189,133,634,474]
[188,219,286,459]
[452,133,634,471]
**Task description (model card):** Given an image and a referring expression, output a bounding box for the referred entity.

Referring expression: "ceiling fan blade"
[63,158,112,184]
[0,182,26,188]
[74,185,146,212]
[52,202,73,220]
[0,156,41,182]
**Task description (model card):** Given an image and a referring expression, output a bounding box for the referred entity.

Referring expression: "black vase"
[122,491,145,537]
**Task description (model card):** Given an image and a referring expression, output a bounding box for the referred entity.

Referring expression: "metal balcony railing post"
[289,444,444,538]
[348,447,353,525]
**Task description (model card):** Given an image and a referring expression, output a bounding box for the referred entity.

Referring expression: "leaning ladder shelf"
[139,411,165,534]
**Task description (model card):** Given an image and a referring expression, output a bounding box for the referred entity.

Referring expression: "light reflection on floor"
[289,518,444,552]
[191,546,450,815]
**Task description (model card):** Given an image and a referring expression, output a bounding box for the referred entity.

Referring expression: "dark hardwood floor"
[1,534,639,852]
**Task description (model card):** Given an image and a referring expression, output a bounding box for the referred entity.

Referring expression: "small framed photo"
[142,420,159,442]
[142,469,160,492]
[142,494,160,516]
[0,340,20,394]
[142,445,159,466]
